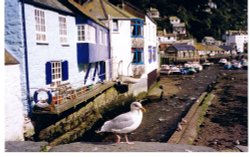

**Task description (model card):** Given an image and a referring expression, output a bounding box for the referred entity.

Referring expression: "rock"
[177,123,182,131]
[181,118,187,125]
[158,117,167,122]
[189,97,196,101]
[147,87,163,101]
[235,140,240,145]
[5,141,48,152]
[236,145,248,152]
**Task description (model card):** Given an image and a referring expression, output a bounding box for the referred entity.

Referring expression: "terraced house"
[119,1,159,91]
[5,0,110,140]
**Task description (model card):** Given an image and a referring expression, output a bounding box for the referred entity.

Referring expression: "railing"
[32,80,115,114]
[31,69,115,114]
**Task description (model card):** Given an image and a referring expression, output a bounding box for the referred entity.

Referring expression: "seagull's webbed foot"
[125,134,134,145]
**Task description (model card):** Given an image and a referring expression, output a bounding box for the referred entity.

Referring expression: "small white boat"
[160,64,171,75]
[170,67,181,75]
[232,62,242,69]
[219,58,227,65]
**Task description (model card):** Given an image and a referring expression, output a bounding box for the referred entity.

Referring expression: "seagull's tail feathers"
[95,121,112,133]
[95,130,102,134]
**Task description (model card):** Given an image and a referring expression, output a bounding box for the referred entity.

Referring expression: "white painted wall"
[225,34,248,52]
[110,19,132,79]
[158,36,177,43]
[143,16,158,75]
[24,4,94,97]
[5,65,24,141]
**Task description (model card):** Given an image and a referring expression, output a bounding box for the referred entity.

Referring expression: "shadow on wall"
[78,63,88,72]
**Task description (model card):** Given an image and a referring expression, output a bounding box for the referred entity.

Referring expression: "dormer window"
[113,19,119,32]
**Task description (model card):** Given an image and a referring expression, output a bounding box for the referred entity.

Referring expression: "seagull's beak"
[140,107,146,112]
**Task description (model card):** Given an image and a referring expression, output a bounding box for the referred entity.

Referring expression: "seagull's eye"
[133,103,139,107]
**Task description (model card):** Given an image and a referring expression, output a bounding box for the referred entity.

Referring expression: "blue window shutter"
[62,60,69,81]
[45,62,52,85]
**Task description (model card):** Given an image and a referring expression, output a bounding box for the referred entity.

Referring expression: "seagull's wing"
[106,112,135,131]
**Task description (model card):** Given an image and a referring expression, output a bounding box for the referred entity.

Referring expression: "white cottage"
[5,50,24,141]
[75,0,135,81]
[120,1,159,91]
[224,31,248,53]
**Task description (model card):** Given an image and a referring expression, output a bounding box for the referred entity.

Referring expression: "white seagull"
[97,102,146,144]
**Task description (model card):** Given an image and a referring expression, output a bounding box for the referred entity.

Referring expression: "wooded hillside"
[109,0,247,41]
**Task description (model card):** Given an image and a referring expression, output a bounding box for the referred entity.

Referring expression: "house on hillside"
[158,33,177,44]
[169,16,186,39]
[161,44,198,64]
[202,36,216,45]
[194,43,224,58]
[169,16,180,25]
[5,0,110,138]
[224,30,248,53]
[147,7,160,19]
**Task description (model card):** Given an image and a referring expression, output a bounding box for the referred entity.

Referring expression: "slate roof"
[194,43,224,51]
[23,0,73,14]
[77,0,135,20]
[194,43,206,51]
[205,45,223,51]
[169,16,180,20]
[172,44,196,51]
[219,45,235,51]
[67,0,107,27]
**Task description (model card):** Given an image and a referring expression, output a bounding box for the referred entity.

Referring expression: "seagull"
[96,102,146,144]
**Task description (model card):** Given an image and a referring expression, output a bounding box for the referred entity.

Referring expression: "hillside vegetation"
[109,0,247,41]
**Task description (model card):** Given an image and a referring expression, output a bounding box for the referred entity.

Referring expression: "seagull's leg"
[124,134,134,144]
[115,133,121,144]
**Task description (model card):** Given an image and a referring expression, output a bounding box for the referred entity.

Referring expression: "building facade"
[5,0,110,139]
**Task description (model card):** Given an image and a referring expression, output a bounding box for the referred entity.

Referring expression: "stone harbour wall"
[37,87,135,146]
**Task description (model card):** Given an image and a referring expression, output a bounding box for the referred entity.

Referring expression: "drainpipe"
[21,0,32,116]
[107,14,113,81]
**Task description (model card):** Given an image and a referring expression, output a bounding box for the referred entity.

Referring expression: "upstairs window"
[103,32,107,46]
[77,24,96,43]
[153,47,156,61]
[112,19,119,32]
[99,30,105,45]
[148,46,152,63]
[34,9,47,43]
[59,16,68,45]
[132,48,144,64]
[131,19,144,37]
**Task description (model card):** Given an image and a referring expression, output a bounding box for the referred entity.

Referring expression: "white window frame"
[34,8,47,43]
[59,16,68,45]
[51,61,62,87]
[77,24,96,44]
[99,30,103,45]
[103,32,107,46]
